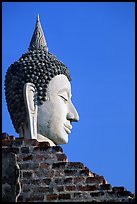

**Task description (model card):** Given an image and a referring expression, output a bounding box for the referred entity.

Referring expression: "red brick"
[94,175,106,184]
[64,177,73,184]
[66,162,84,169]
[90,191,104,197]
[74,176,85,184]
[79,169,90,176]
[112,186,126,192]
[2,140,12,146]
[35,154,44,160]
[23,155,33,161]
[78,185,98,191]
[47,194,58,201]
[58,193,71,200]
[38,141,50,148]
[40,162,50,168]
[34,146,49,151]
[64,169,77,176]
[25,194,44,202]
[9,136,15,140]
[23,139,39,146]
[52,146,63,153]
[34,186,51,193]
[56,153,67,161]
[86,177,100,184]
[57,185,64,192]
[12,139,24,146]
[52,162,66,169]
[65,185,76,191]
[99,184,112,190]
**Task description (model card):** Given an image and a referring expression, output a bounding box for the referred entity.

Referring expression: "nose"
[67,101,79,122]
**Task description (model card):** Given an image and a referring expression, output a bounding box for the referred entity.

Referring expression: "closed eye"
[59,95,68,103]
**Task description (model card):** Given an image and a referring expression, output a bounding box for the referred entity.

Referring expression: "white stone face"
[37,74,79,145]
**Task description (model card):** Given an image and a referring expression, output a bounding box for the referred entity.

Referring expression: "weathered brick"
[90,191,104,197]
[25,194,44,202]
[64,177,73,184]
[2,147,20,154]
[22,184,31,192]
[78,185,98,191]
[56,153,67,161]
[2,140,12,147]
[74,176,85,184]
[23,155,33,161]
[21,147,29,154]
[22,171,34,178]
[66,162,84,169]
[35,154,44,160]
[35,169,54,178]
[79,169,90,176]
[23,139,39,146]
[55,178,63,185]
[19,162,39,170]
[52,146,63,153]
[42,178,51,185]
[94,175,106,184]
[65,185,76,191]
[47,194,58,201]
[39,162,50,168]
[64,169,77,176]
[34,146,50,151]
[9,136,15,140]
[58,193,71,200]
[31,179,41,185]
[73,192,83,198]
[118,190,134,197]
[34,186,53,193]
[86,177,100,184]
[12,138,24,146]
[57,185,64,192]
[99,184,112,190]
[112,186,126,192]
[54,169,65,177]
[52,162,66,169]
[38,141,50,148]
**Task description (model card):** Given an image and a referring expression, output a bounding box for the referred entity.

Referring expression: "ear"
[23,83,37,139]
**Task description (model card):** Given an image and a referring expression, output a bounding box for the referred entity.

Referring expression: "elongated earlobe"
[23,83,37,139]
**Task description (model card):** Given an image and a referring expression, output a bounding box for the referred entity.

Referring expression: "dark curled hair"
[4,48,71,133]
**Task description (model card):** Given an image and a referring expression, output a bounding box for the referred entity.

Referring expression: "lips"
[64,124,72,134]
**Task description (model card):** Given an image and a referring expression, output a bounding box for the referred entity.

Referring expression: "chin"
[55,133,68,145]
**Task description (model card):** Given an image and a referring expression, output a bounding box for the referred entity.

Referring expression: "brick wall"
[2,134,135,202]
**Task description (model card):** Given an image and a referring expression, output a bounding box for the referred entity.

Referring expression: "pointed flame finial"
[29,15,48,51]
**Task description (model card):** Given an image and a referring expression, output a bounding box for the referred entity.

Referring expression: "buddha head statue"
[4,15,79,146]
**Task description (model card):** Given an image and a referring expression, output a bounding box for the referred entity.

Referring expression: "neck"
[19,125,56,146]
[37,134,56,146]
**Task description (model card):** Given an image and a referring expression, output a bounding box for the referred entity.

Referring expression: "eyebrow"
[58,88,72,98]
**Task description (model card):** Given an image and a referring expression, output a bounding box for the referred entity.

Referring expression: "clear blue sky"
[2,2,135,193]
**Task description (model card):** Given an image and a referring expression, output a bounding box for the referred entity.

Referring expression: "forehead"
[47,75,71,94]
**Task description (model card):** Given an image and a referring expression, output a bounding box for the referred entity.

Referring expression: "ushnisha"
[5,15,79,146]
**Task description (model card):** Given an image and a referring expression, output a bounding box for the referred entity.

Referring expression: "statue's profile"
[4,15,79,146]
